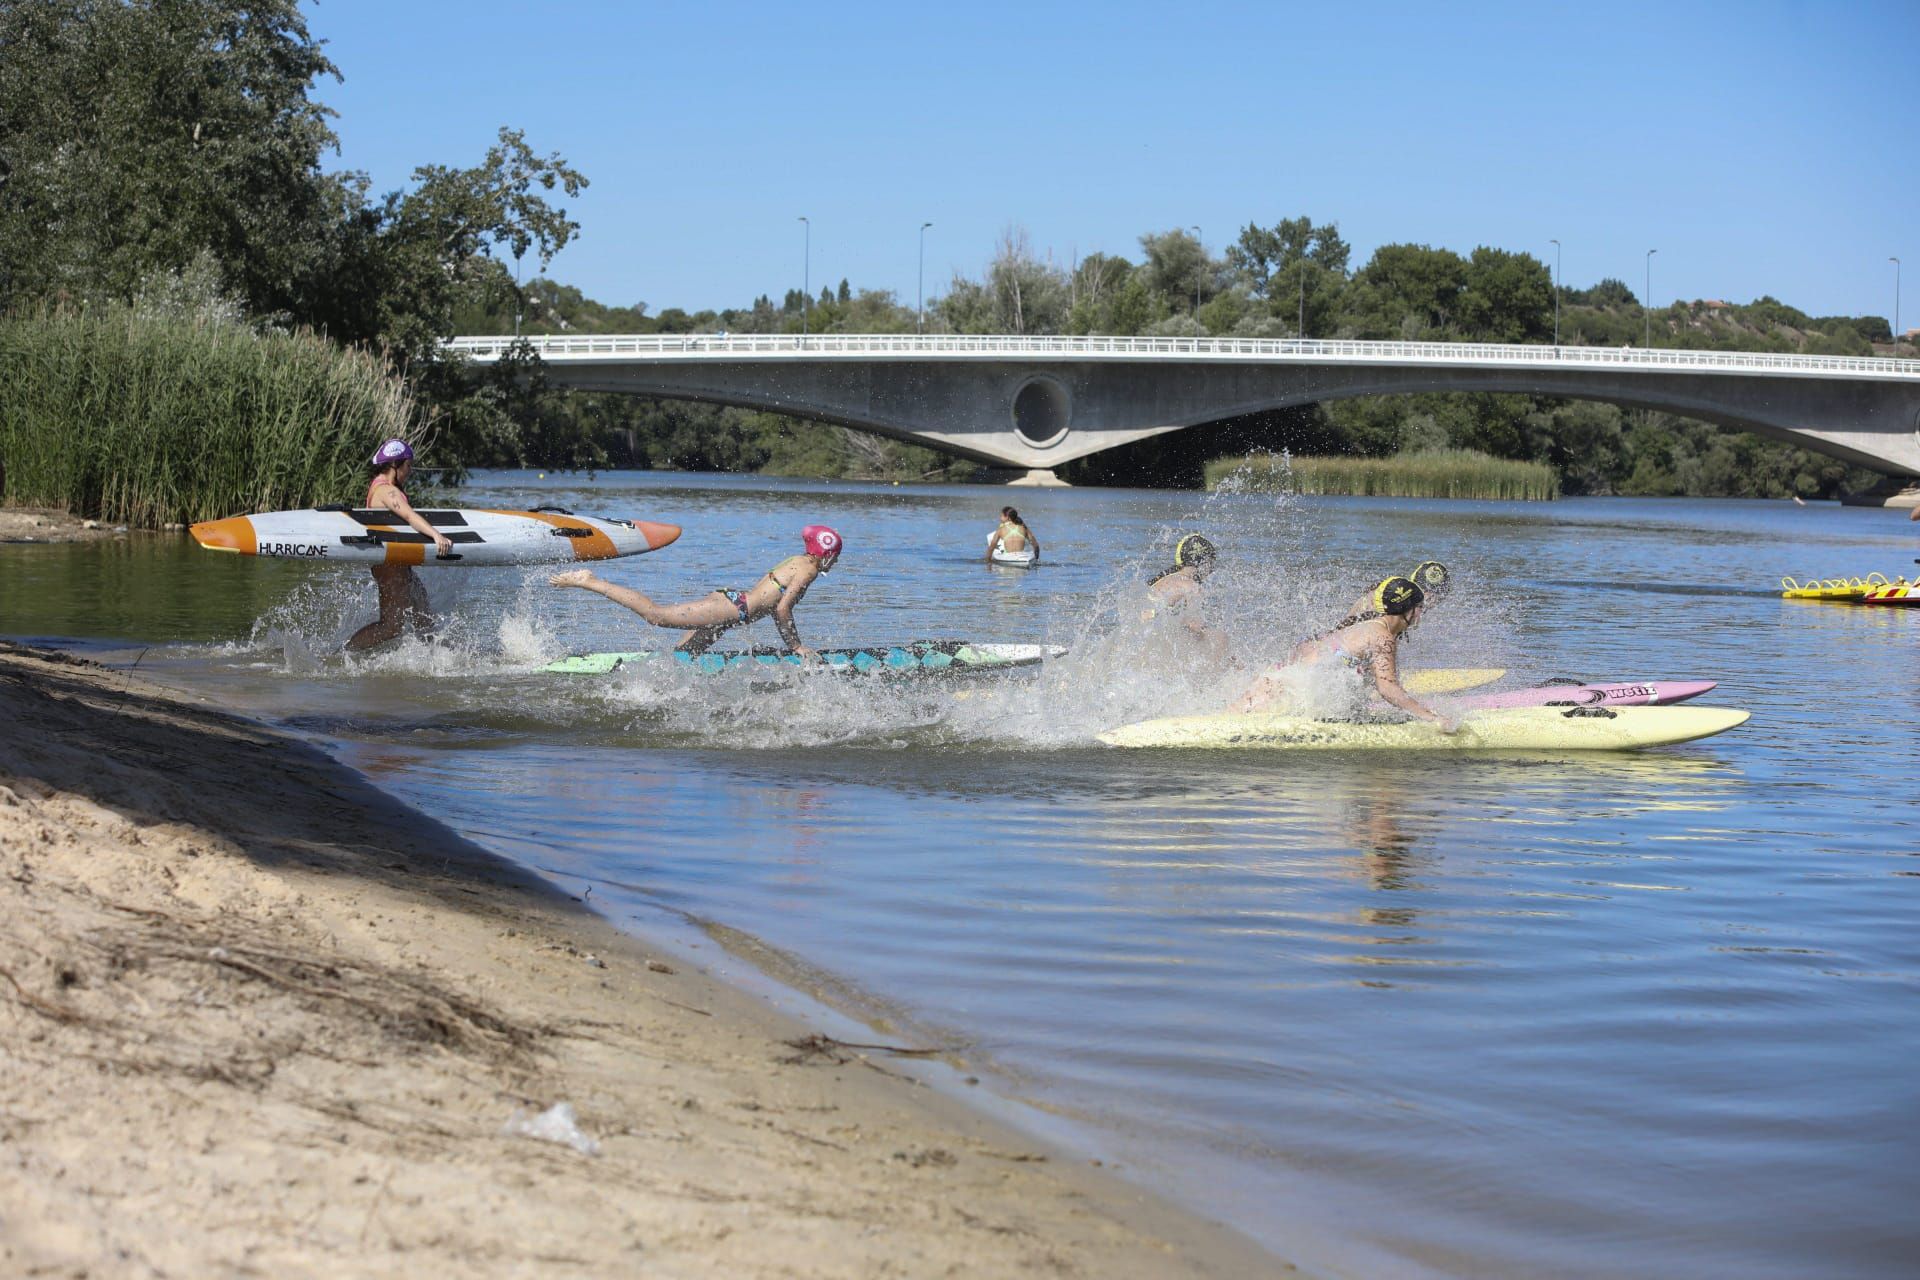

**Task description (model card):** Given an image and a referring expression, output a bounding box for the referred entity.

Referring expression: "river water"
[4,469,1917,1279]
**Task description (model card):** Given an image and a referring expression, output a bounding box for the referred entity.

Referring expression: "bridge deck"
[448,333,1920,382]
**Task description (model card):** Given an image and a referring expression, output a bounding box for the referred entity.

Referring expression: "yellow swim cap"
[1174,534,1217,567]
[1372,576,1424,617]
[1409,560,1451,597]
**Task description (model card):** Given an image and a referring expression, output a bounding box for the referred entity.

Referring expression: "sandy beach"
[0,641,1288,1278]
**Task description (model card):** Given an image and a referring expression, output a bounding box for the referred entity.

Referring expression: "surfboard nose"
[634,521,681,551]
[189,516,255,554]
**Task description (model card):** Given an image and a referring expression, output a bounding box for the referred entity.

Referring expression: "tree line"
[1,0,1903,497]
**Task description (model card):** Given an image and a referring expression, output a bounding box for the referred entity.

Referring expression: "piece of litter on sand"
[502,1101,601,1156]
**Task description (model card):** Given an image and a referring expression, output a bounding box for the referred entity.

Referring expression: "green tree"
[1457,247,1553,343]
[1138,228,1212,314]
[1225,216,1350,297]
[0,0,342,314]
[1345,243,1468,338]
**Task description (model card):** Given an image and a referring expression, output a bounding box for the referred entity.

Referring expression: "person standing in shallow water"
[550,525,842,657]
[986,507,1039,564]
[346,440,452,652]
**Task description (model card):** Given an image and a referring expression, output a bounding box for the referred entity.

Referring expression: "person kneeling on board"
[346,439,454,652]
[1144,534,1232,664]
[986,506,1039,564]
[550,525,841,658]
[1230,576,1455,730]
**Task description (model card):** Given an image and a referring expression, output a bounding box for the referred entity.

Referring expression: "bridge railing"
[445,333,1920,379]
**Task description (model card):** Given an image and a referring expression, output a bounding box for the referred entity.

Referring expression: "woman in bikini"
[346,439,453,651]
[1230,576,1452,728]
[549,524,841,657]
[985,507,1039,564]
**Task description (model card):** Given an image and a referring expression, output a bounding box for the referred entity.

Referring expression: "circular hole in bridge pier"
[1010,376,1072,449]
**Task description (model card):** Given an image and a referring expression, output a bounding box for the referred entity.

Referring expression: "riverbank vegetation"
[1208,450,1559,501]
[0,0,1906,515]
[0,299,416,528]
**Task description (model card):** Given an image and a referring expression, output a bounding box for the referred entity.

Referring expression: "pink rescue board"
[1449,680,1717,710]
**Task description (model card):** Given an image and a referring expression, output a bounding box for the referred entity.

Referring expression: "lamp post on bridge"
[918,222,933,334]
[798,216,810,341]
[1644,249,1658,348]
[1892,257,1902,348]
[1189,226,1204,332]
[1549,239,1561,348]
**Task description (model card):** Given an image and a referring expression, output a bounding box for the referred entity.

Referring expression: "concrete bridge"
[446,334,1920,485]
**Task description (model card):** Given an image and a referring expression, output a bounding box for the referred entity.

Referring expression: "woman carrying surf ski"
[1230,575,1455,730]
[346,439,454,652]
[550,525,841,657]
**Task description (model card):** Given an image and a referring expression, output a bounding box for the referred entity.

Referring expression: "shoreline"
[0,507,139,544]
[0,641,1290,1277]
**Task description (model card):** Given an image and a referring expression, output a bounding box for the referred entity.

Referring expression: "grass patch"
[0,303,424,528]
[1207,449,1558,500]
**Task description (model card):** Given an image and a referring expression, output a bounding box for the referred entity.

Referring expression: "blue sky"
[309,0,1917,326]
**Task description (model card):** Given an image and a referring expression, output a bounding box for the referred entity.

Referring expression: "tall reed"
[1207,449,1559,500]
[0,303,423,528]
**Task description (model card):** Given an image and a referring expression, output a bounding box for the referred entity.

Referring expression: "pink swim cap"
[801,524,842,560]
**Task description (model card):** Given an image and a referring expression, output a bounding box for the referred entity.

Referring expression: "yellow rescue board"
[1401,668,1505,695]
[1097,705,1750,751]
[1779,574,1906,601]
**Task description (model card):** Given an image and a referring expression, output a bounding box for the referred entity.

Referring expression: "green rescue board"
[543,641,1065,676]
[1098,704,1750,751]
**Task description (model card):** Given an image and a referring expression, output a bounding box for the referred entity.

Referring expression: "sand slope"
[0,643,1286,1278]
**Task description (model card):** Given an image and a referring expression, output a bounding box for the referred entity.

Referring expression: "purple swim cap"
[371,439,414,467]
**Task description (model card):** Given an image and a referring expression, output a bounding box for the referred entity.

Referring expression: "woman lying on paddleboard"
[1230,575,1454,729]
[550,525,841,657]
[986,507,1039,564]
[346,440,453,652]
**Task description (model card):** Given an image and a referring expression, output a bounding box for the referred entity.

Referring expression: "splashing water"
[204,465,1522,753]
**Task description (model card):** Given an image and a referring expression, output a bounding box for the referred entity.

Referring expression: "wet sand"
[0,642,1289,1278]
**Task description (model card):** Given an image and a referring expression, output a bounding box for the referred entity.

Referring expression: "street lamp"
[1298,270,1307,340]
[918,222,933,334]
[1644,248,1658,348]
[798,216,810,340]
[1893,257,1902,347]
[1189,225,1203,327]
[1549,239,1561,348]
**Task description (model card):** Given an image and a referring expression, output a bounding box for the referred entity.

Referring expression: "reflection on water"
[8,473,1919,1280]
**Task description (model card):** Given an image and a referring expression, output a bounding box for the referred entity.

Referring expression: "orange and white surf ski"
[189,505,680,567]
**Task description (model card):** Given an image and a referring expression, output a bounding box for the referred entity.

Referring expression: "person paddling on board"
[345,439,453,652]
[1338,559,1451,627]
[1143,534,1232,664]
[1230,576,1454,729]
[986,507,1039,564]
[550,525,841,658]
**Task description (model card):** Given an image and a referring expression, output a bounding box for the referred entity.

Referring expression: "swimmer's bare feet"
[549,569,596,589]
